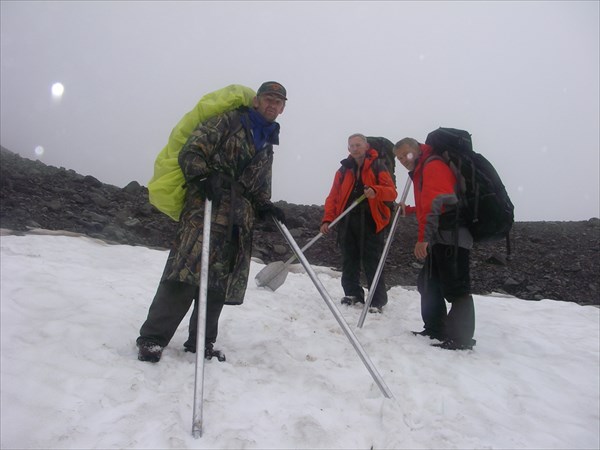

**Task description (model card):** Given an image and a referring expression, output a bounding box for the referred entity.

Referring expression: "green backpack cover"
[148,84,256,221]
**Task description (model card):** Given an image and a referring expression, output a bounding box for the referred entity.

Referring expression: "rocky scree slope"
[1,147,598,305]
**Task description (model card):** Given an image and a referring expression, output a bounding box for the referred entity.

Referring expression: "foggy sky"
[1,1,598,221]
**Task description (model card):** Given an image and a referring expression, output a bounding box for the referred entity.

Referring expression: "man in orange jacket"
[320,133,397,313]
[394,137,476,350]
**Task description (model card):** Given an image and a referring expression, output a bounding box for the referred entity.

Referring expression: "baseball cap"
[257,81,287,100]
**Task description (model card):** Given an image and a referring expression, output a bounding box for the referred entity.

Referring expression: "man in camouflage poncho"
[137,81,287,363]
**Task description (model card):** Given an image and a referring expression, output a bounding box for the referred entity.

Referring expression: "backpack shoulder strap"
[370,157,394,184]
[419,155,446,190]
[423,154,445,165]
[371,158,383,177]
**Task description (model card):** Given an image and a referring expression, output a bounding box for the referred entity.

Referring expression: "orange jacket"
[405,144,459,242]
[322,149,398,233]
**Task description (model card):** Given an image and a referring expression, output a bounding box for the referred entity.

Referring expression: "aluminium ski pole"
[192,198,212,438]
[274,217,394,399]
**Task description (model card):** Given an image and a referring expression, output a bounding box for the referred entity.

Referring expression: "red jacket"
[322,149,397,233]
[405,144,458,242]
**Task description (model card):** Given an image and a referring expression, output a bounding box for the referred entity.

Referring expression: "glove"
[257,203,286,224]
[195,175,222,203]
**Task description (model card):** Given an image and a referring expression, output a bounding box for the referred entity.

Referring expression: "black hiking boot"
[368,306,383,314]
[185,342,226,361]
[341,296,364,306]
[205,343,226,362]
[183,341,196,353]
[137,340,163,363]
[432,339,477,351]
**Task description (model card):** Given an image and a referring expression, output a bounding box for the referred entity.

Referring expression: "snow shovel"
[255,194,366,291]
[192,198,212,438]
[273,217,394,399]
[357,177,412,328]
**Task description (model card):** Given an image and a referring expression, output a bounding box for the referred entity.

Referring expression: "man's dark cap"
[257,81,287,100]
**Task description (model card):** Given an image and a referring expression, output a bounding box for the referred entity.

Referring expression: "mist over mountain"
[1,146,598,305]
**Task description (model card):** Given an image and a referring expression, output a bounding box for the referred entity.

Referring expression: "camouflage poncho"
[160,108,275,305]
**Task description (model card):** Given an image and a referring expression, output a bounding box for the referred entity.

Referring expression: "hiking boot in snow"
[341,296,364,306]
[432,338,476,351]
[137,340,163,363]
[412,329,445,341]
[183,341,196,353]
[368,306,383,314]
[205,343,226,362]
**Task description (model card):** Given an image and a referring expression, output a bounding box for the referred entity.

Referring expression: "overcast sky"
[1,1,598,221]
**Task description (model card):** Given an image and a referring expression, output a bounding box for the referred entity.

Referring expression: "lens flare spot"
[51,82,64,99]
[35,146,45,156]
[406,153,414,160]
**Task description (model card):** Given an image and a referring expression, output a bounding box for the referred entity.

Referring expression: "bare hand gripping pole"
[192,198,212,438]
[255,194,366,291]
[274,218,394,399]
[357,178,412,329]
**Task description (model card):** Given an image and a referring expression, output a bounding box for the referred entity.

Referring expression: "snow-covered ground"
[1,232,598,449]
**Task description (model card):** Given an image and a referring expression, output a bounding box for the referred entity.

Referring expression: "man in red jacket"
[320,133,397,313]
[394,137,476,350]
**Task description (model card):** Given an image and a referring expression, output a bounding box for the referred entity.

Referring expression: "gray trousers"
[417,244,475,343]
[137,280,226,350]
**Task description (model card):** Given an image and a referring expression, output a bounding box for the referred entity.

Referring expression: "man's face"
[395,144,418,171]
[347,136,369,160]
[253,93,286,122]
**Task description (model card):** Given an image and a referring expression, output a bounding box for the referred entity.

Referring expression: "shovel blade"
[254,261,289,291]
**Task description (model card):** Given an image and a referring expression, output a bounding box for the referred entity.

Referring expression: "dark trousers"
[137,280,226,350]
[417,244,475,343]
[339,211,388,307]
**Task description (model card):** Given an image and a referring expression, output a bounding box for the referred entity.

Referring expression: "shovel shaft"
[357,178,412,328]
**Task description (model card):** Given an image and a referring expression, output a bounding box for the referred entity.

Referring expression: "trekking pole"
[274,218,394,399]
[192,198,212,438]
[357,177,412,328]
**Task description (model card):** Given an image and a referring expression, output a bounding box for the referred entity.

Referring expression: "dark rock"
[503,277,521,288]
[272,244,288,256]
[83,175,103,188]
[1,146,599,305]
[486,253,507,266]
[123,181,142,194]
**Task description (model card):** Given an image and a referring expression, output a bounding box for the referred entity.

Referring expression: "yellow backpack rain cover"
[148,84,256,221]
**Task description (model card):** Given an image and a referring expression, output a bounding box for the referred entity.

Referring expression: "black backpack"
[424,127,514,249]
[367,136,396,186]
